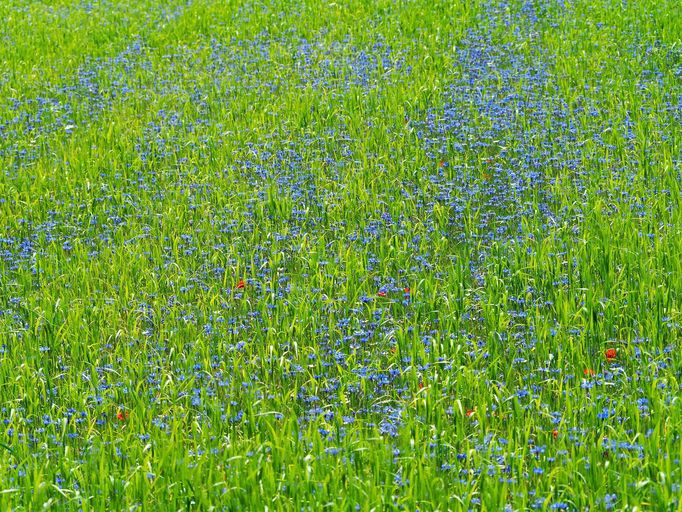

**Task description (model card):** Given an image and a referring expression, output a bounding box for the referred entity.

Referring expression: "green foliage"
[0,0,680,509]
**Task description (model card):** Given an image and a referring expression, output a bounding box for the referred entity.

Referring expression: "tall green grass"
[0,0,680,510]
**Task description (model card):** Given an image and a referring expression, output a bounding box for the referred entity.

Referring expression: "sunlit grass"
[0,0,680,510]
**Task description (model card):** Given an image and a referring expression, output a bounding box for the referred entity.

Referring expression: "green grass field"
[0,0,680,510]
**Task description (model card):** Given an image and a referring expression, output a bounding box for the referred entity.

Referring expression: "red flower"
[418,381,424,390]
[116,410,128,421]
[235,279,245,289]
[605,348,617,361]
[583,368,596,376]
[466,408,476,418]
[377,291,387,297]
[438,160,446,168]
[552,429,559,439]
[404,287,410,294]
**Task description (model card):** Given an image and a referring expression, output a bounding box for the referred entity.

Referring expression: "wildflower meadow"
[0,0,680,510]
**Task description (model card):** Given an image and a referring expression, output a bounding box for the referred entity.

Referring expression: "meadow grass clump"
[0,0,680,510]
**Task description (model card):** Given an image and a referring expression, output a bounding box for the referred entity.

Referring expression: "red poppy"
[404,287,410,294]
[605,348,617,361]
[466,408,476,418]
[116,410,128,421]
[552,429,558,439]
[583,368,596,376]
[377,291,387,297]
[236,279,245,289]
[418,381,424,390]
